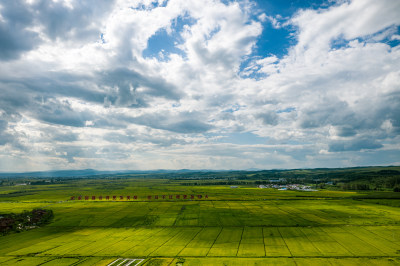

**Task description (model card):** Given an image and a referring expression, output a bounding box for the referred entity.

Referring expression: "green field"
[1,178,400,265]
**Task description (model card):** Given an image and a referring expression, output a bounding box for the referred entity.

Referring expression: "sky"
[0,0,399,172]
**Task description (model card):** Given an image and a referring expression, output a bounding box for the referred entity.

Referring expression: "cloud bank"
[0,0,399,171]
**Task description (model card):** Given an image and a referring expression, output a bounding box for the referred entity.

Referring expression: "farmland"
[1,175,400,265]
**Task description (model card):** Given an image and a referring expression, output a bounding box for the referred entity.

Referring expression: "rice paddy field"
[1,178,400,265]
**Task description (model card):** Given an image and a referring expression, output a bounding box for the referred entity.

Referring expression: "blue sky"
[0,0,399,171]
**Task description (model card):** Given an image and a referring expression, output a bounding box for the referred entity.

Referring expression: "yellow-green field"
[1,178,400,265]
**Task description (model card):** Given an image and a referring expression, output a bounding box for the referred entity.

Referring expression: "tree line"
[0,209,53,235]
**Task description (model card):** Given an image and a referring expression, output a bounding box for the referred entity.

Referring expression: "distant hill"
[0,166,399,186]
[0,168,217,178]
[0,169,115,178]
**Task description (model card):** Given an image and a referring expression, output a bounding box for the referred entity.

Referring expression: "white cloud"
[265,15,282,29]
[0,0,399,171]
[289,0,400,58]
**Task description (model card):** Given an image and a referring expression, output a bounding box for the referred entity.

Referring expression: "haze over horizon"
[0,0,399,172]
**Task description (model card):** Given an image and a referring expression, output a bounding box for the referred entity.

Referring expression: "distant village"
[252,178,316,191]
[226,177,319,191]
[257,184,317,191]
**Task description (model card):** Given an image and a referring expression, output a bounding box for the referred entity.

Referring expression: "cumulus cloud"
[100,68,181,107]
[256,111,279,126]
[0,0,399,171]
[0,1,40,60]
[0,0,115,60]
[0,120,13,145]
[328,138,383,152]
[127,111,213,133]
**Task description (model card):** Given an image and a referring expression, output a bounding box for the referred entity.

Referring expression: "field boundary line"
[172,204,187,226]
[262,227,266,257]
[173,228,202,256]
[177,227,203,256]
[277,205,308,226]
[342,226,389,255]
[363,226,400,243]
[236,226,245,257]
[275,205,296,226]
[206,227,223,256]
[93,238,134,257]
[319,227,356,256]
[297,227,323,256]
[277,228,295,261]
[124,228,176,257]
[147,227,183,256]
[211,201,223,226]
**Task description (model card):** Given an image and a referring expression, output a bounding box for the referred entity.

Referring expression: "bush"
[0,209,53,235]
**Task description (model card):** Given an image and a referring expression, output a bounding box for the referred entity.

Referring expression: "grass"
[1,178,400,265]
